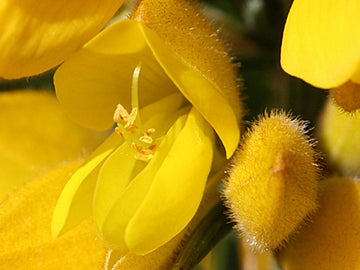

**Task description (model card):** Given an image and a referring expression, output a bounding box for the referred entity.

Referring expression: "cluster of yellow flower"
[1,0,359,269]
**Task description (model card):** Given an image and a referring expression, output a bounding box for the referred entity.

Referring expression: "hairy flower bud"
[224,111,319,251]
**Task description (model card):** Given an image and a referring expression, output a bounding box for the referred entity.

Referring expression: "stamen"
[131,142,142,152]
[111,63,158,163]
[146,128,156,136]
[124,107,138,131]
[139,135,153,144]
[148,144,157,151]
[140,148,154,155]
[113,104,129,124]
[135,152,153,162]
[115,127,123,136]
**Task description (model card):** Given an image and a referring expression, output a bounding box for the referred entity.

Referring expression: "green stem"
[173,202,234,270]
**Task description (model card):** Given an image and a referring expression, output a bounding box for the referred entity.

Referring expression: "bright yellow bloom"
[0,0,124,79]
[281,0,360,89]
[278,177,360,270]
[224,111,318,251]
[52,0,242,256]
[0,90,201,269]
[281,0,360,111]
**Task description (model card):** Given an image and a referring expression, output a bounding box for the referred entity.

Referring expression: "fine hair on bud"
[223,110,319,252]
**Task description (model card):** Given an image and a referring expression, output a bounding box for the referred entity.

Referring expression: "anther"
[131,142,142,152]
[135,152,153,162]
[146,128,156,136]
[139,135,153,144]
[140,148,154,155]
[113,104,129,124]
[115,127,123,136]
[124,107,138,131]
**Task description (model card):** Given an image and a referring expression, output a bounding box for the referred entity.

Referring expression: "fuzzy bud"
[224,111,319,251]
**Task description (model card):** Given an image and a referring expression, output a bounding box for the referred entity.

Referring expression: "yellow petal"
[107,232,184,270]
[0,90,107,201]
[94,142,144,230]
[94,93,187,229]
[101,113,189,252]
[281,0,360,88]
[54,19,178,131]
[55,18,240,157]
[0,161,108,269]
[139,93,188,135]
[139,23,239,158]
[52,132,122,237]
[0,0,124,79]
[125,109,214,254]
[131,0,242,121]
[278,177,360,270]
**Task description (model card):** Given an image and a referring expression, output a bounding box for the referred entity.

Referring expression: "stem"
[173,202,234,270]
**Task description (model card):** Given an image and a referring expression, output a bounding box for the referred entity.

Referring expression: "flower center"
[112,62,157,162]
[113,104,157,162]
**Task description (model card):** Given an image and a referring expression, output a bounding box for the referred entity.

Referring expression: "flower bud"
[278,177,360,270]
[224,111,319,251]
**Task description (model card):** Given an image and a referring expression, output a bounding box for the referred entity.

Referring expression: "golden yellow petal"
[0,161,108,269]
[125,109,214,254]
[0,90,107,201]
[0,0,124,79]
[281,0,360,88]
[52,132,122,238]
[278,177,360,270]
[138,23,239,157]
[132,0,242,157]
[107,233,184,270]
[54,20,178,131]
[132,0,242,119]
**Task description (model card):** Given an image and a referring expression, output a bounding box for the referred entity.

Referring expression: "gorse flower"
[0,0,124,79]
[281,0,360,111]
[52,0,242,255]
[0,91,202,269]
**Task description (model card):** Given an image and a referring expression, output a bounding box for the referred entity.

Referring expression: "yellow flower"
[281,0,360,89]
[52,0,242,256]
[281,1,360,111]
[278,177,360,270]
[224,111,318,251]
[0,0,124,79]
[0,90,202,269]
